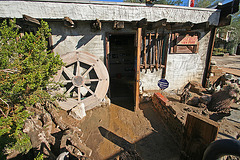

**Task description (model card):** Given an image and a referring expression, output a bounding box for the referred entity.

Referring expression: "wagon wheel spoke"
[84,79,99,83]
[66,85,75,95]
[83,84,94,95]
[76,60,81,76]
[78,87,81,102]
[60,80,72,85]
[63,67,74,79]
[82,66,93,78]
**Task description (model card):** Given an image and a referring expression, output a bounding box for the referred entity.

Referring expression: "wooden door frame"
[105,32,140,111]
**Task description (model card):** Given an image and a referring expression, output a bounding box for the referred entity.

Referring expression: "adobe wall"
[0,0,218,91]
[165,31,211,90]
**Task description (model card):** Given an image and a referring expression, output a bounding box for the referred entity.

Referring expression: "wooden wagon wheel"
[54,51,109,111]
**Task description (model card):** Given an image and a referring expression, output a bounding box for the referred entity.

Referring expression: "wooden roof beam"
[150,18,167,30]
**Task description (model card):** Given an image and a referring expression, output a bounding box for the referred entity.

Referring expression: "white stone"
[69,103,86,120]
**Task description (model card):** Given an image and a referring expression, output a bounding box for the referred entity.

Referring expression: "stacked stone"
[152,93,184,144]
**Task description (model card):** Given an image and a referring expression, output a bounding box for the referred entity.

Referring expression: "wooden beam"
[23,14,40,26]
[151,19,167,30]
[90,19,101,31]
[155,30,159,71]
[135,27,142,111]
[162,33,170,78]
[63,17,75,28]
[191,22,209,30]
[143,33,147,70]
[113,21,124,29]
[202,27,217,87]
[148,33,152,71]
[167,22,194,31]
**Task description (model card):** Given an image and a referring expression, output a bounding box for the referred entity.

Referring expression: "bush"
[0,19,63,158]
[213,48,227,56]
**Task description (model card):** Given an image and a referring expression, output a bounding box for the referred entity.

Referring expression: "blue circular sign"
[158,79,169,90]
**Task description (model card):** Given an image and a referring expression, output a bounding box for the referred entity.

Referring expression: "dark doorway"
[109,34,135,111]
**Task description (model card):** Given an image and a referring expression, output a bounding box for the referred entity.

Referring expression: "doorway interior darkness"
[108,34,135,111]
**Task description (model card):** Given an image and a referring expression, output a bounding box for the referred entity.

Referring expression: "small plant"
[0,19,63,158]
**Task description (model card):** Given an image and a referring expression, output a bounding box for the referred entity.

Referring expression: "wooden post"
[162,33,170,78]
[135,28,142,111]
[148,33,152,71]
[155,30,159,70]
[202,27,217,87]
[105,34,110,97]
[143,33,147,70]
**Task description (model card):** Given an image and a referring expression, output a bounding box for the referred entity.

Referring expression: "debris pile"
[22,102,92,160]
[180,75,240,114]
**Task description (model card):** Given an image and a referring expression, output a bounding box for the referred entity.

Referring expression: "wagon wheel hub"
[72,76,84,87]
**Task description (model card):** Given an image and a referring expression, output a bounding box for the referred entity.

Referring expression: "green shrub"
[0,19,63,158]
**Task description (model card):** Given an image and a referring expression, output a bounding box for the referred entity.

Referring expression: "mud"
[77,102,180,160]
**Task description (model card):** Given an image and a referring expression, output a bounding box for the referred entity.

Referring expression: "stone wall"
[152,92,184,143]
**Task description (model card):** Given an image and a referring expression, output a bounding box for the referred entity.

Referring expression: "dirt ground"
[62,101,180,160]
[212,55,240,70]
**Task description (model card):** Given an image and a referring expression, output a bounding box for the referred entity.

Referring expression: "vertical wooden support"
[162,33,170,78]
[143,34,147,70]
[105,34,110,97]
[202,27,217,87]
[148,33,152,71]
[135,28,142,111]
[173,33,178,53]
[105,34,110,72]
[159,38,163,67]
[155,30,159,70]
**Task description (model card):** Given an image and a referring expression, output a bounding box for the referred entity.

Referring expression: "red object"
[154,92,170,106]
[190,0,194,7]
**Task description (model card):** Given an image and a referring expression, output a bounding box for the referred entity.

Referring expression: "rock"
[224,73,233,80]
[100,95,111,106]
[187,97,199,106]
[237,78,240,85]
[211,60,217,65]
[56,152,69,160]
[69,103,86,120]
[199,95,212,105]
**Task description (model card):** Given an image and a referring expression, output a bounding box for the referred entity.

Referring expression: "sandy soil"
[77,102,180,160]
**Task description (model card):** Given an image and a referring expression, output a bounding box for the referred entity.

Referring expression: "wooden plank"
[162,34,170,78]
[135,28,142,111]
[143,34,147,70]
[23,14,40,25]
[159,37,163,67]
[183,112,219,160]
[155,30,159,70]
[151,19,167,29]
[203,27,217,87]
[148,33,152,71]
[173,33,177,53]
[113,21,124,29]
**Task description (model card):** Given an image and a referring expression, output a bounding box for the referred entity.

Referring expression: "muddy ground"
[60,55,240,160]
[57,101,180,160]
